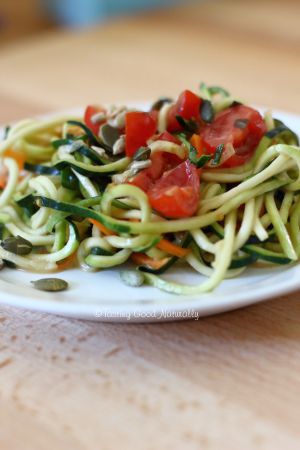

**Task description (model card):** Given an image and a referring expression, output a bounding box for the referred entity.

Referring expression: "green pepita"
[99,124,120,148]
[31,278,69,292]
[1,235,33,255]
[151,97,173,111]
[200,99,215,123]
[234,118,249,129]
[120,270,145,287]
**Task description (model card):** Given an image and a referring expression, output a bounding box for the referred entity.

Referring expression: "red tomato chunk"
[201,105,266,167]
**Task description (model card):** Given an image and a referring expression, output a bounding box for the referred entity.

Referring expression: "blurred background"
[0,0,299,120]
[0,0,190,44]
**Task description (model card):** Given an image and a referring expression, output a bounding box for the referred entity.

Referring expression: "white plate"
[0,107,300,322]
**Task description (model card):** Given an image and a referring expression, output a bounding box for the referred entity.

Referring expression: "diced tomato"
[147,160,200,218]
[147,152,178,178]
[125,111,157,157]
[130,151,182,192]
[130,170,153,193]
[149,109,159,123]
[156,131,181,145]
[84,105,106,135]
[167,90,202,133]
[201,105,266,167]
[220,153,249,168]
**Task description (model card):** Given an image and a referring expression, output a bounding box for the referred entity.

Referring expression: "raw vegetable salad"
[0,83,299,295]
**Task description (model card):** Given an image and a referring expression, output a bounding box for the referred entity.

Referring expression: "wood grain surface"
[0,1,300,449]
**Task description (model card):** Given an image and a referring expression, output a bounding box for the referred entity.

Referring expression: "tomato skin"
[221,153,249,168]
[148,160,200,218]
[156,131,181,145]
[167,90,202,133]
[125,112,157,157]
[130,151,182,192]
[149,109,159,123]
[84,105,106,135]
[201,105,266,167]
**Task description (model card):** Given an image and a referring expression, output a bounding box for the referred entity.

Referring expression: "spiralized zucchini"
[0,85,300,295]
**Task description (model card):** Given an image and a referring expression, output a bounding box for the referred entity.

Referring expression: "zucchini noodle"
[0,84,299,295]
[0,158,19,207]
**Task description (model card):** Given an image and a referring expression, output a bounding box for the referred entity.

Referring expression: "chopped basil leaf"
[190,152,212,168]
[234,118,249,129]
[175,115,198,134]
[208,85,230,97]
[211,144,224,166]
[200,100,214,123]
[178,133,211,168]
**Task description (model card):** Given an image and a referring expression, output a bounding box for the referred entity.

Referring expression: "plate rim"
[1,105,300,322]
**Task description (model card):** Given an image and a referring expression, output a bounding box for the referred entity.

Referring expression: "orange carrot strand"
[156,238,190,258]
[4,148,25,170]
[88,218,116,236]
[131,253,170,269]
[57,251,78,270]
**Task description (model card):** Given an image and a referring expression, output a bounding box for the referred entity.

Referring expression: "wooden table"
[0,1,300,448]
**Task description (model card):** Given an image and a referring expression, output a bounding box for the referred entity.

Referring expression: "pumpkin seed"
[112,170,132,184]
[234,118,249,129]
[112,158,151,184]
[99,124,120,148]
[133,146,151,161]
[112,135,125,155]
[31,278,69,292]
[1,235,33,255]
[130,160,151,175]
[151,97,173,111]
[200,99,215,123]
[120,270,145,287]
[90,111,106,124]
[108,110,127,129]
[91,146,109,160]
